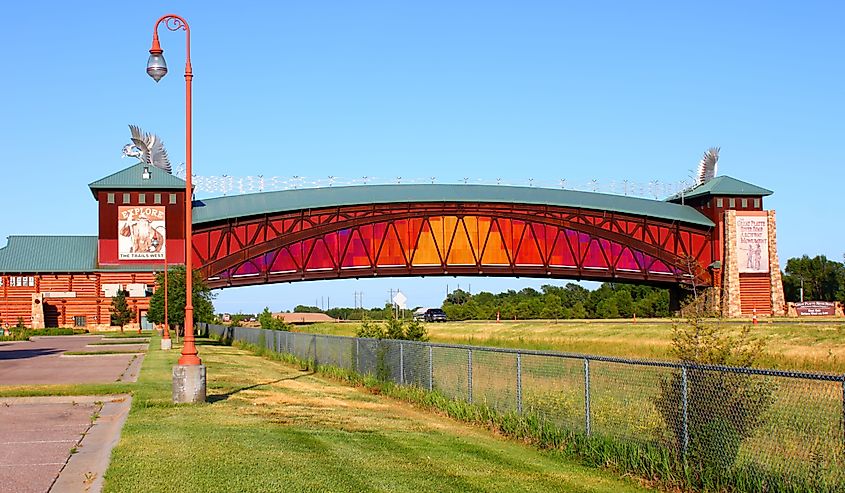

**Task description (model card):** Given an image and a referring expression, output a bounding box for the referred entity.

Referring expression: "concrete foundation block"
[161,338,172,350]
[172,364,206,404]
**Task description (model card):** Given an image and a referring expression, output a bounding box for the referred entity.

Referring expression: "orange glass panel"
[480,220,510,265]
[475,217,492,250]
[446,218,476,265]
[341,229,370,268]
[548,230,577,267]
[514,223,544,265]
[508,220,526,257]
[412,220,442,265]
[376,223,407,266]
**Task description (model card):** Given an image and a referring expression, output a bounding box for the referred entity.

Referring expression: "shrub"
[653,318,774,484]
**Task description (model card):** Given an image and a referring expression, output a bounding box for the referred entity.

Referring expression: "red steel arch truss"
[193,203,714,289]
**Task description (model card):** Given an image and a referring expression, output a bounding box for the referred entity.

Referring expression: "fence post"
[355,338,360,373]
[584,358,591,436]
[468,349,473,404]
[399,342,405,385]
[428,345,433,392]
[682,366,689,456]
[516,352,523,414]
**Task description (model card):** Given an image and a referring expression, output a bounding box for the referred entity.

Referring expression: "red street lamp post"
[147,14,205,402]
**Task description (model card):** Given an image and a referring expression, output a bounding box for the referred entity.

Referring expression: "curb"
[50,395,133,493]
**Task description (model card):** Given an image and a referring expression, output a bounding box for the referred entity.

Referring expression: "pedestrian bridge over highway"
[191,184,717,289]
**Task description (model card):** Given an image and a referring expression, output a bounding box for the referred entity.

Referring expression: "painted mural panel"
[735,215,769,273]
[118,206,166,260]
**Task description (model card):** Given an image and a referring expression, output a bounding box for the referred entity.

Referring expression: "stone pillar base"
[161,338,172,351]
[172,364,206,404]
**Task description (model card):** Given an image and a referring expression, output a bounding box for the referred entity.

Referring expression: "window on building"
[741,198,748,208]
[716,198,723,208]
[138,193,146,204]
[73,316,87,327]
[754,198,760,208]
[728,198,736,208]
[107,193,115,204]
[169,193,177,204]
[154,193,161,204]
[123,193,131,204]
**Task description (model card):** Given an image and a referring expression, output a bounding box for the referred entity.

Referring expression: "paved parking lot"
[0,335,143,491]
[0,336,140,385]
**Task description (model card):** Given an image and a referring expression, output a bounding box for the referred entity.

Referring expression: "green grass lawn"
[296,319,845,373]
[102,336,654,493]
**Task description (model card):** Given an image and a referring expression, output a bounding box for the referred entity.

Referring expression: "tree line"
[440,283,671,321]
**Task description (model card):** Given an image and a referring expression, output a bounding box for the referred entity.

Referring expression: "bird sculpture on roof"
[695,147,720,185]
[121,124,172,174]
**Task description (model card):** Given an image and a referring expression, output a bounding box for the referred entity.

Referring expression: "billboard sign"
[794,301,836,316]
[735,215,768,273]
[118,206,166,260]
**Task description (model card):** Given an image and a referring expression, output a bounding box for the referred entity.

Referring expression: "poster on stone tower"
[118,206,166,260]
[735,215,768,273]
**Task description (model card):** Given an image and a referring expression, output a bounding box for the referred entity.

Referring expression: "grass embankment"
[298,319,845,373]
[102,336,652,493]
[90,339,150,345]
[97,330,155,338]
[63,350,146,356]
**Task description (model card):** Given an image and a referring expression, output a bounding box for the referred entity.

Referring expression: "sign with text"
[794,301,836,316]
[118,206,166,260]
[735,215,769,273]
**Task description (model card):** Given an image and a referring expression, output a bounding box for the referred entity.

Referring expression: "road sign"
[392,291,408,309]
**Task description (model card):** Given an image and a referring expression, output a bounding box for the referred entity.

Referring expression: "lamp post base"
[161,338,172,350]
[172,364,206,403]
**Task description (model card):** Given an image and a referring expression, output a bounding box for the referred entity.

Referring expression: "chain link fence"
[205,324,845,491]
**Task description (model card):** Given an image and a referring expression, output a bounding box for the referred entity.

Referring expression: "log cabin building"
[0,162,186,329]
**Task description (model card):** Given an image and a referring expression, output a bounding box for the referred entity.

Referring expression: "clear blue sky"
[1,1,843,313]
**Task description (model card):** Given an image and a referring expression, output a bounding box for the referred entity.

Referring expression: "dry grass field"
[295,318,845,373]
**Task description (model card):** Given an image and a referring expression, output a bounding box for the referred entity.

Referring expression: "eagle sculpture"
[121,124,172,174]
[695,147,720,185]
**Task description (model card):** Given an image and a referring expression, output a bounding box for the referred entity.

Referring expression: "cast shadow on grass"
[206,372,315,403]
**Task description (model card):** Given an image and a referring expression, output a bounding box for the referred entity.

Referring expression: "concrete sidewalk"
[0,395,132,493]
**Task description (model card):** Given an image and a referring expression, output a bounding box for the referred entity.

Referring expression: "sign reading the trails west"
[735,215,769,273]
[118,206,166,260]
[794,301,836,316]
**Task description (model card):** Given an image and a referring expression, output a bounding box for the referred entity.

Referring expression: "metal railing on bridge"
[203,323,845,491]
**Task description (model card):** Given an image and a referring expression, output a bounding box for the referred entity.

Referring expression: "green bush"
[653,318,774,485]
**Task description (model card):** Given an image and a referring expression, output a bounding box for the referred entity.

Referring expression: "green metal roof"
[666,176,773,202]
[0,236,98,273]
[88,161,185,198]
[0,236,167,274]
[193,184,715,228]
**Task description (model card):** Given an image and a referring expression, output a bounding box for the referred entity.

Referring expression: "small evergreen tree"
[404,319,428,341]
[356,319,385,339]
[384,316,405,340]
[110,290,135,332]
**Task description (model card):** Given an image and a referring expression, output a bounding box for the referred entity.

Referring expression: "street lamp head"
[147,49,168,82]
